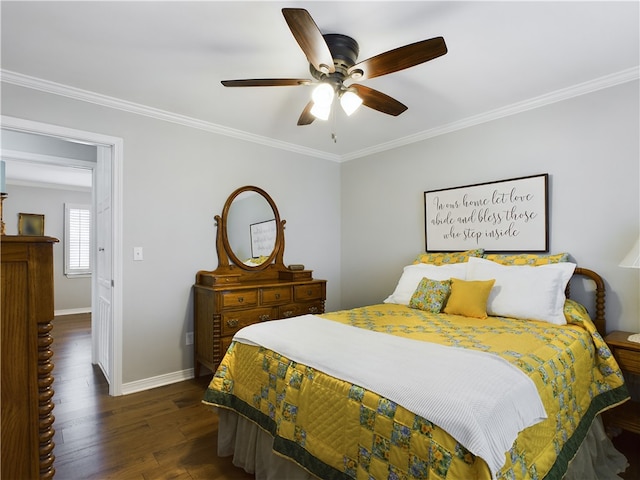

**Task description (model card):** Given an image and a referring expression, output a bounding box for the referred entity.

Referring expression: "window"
[64,203,91,277]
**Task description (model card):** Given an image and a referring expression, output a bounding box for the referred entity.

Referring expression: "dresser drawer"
[261,286,292,304]
[613,348,640,375]
[221,308,273,335]
[294,283,324,301]
[220,289,258,308]
[279,301,324,318]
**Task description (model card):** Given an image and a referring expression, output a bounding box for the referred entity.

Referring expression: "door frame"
[1,115,124,396]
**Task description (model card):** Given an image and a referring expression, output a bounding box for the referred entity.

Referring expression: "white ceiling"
[1,1,639,162]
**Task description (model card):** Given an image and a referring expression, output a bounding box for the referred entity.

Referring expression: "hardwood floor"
[51,313,639,479]
[51,313,253,479]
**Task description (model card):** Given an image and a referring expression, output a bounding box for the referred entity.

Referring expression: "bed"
[203,251,630,480]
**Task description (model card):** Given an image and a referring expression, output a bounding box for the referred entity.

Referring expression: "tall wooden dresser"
[193,186,327,376]
[1,235,57,479]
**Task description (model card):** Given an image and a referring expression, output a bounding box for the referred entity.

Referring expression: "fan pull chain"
[331,104,338,143]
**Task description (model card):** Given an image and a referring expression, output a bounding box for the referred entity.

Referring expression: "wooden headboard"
[567,267,605,336]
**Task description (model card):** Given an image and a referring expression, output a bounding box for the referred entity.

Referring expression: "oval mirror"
[221,186,281,270]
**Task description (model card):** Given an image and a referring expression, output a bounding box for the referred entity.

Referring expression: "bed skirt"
[216,408,628,480]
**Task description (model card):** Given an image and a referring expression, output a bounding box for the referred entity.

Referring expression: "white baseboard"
[54,307,92,316]
[121,368,195,395]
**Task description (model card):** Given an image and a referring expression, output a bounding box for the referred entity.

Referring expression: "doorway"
[1,115,124,396]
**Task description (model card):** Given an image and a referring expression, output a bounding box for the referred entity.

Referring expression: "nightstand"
[604,331,640,434]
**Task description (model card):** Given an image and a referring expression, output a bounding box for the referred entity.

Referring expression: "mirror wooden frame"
[218,185,284,271]
[198,185,302,286]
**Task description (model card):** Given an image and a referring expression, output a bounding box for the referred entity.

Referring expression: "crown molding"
[6,178,92,192]
[1,148,96,169]
[343,66,639,161]
[1,148,93,190]
[2,66,638,163]
[0,70,341,163]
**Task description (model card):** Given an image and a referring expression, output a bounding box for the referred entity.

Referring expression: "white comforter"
[234,314,547,478]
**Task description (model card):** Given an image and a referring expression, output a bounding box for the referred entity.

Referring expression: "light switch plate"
[133,247,143,261]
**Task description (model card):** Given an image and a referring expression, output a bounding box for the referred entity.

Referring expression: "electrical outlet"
[185,332,194,346]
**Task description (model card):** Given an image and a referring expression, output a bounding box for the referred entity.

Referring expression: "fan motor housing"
[310,33,359,80]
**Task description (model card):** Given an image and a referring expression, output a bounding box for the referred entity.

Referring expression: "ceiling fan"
[221,8,447,126]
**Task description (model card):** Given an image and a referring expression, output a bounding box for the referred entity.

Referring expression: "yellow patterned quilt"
[203,300,628,480]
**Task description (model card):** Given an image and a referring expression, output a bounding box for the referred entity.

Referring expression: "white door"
[93,145,113,387]
[2,115,123,396]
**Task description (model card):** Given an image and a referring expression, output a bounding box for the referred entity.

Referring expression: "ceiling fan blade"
[350,85,408,116]
[221,79,312,87]
[348,37,447,81]
[282,8,335,74]
[297,101,316,126]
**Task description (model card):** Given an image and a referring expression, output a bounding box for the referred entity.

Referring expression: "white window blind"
[65,203,91,276]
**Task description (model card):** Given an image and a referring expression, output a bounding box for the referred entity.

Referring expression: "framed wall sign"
[250,219,277,258]
[424,174,548,252]
[18,213,45,236]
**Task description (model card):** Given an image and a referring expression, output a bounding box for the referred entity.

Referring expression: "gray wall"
[341,80,640,333]
[3,184,92,313]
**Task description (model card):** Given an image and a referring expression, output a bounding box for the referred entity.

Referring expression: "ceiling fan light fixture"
[340,90,363,116]
[310,82,334,120]
[310,101,331,121]
[311,82,334,107]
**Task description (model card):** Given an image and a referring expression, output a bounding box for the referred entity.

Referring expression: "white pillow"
[466,257,576,325]
[384,263,468,305]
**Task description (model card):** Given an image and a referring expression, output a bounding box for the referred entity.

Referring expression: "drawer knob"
[307,289,313,296]
[259,314,270,322]
[275,293,280,299]
[226,318,239,328]
[237,297,244,303]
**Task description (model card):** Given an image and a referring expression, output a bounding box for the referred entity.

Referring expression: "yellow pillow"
[443,278,495,319]
[413,249,484,265]
[483,253,569,265]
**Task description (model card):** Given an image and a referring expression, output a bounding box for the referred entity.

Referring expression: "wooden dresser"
[194,271,326,375]
[193,186,327,376]
[1,235,58,479]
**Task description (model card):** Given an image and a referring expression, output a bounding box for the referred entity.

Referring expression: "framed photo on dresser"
[18,213,45,236]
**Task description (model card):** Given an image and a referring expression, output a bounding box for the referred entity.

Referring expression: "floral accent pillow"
[384,263,467,305]
[409,277,452,313]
